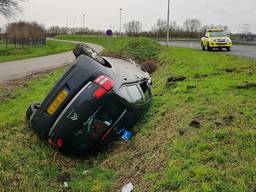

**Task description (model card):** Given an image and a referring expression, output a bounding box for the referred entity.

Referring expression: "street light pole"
[120,8,122,36]
[167,0,170,46]
[83,14,85,29]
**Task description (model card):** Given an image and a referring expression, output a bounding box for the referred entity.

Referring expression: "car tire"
[73,43,106,65]
[201,43,206,51]
[206,43,212,51]
[226,47,231,52]
[26,103,40,122]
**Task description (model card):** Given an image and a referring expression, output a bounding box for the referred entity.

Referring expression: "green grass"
[1,35,256,191]
[0,40,74,63]
[56,35,127,55]
[55,35,160,63]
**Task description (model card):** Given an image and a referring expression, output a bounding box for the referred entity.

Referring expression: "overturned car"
[26,44,152,153]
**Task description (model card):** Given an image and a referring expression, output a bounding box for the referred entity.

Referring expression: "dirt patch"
[225,68,237,73]
[237,82,256,89]
[189,120,201,128]
[141,60,158,74]
[166,76,186,88]
[57,172,71,183]
[167,76,186,82]
[223,115,234,125]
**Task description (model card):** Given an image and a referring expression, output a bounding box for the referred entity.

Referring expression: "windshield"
[209,32,226,37]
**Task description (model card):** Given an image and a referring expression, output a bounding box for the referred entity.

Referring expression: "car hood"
[209,37,231,41]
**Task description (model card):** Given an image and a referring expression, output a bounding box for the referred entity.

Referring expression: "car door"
[203,33,209,46]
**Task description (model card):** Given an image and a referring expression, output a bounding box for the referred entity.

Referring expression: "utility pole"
[167,0,170,46]
[119,8,122,35]
[83,14,85,29]
[66,18,69,28]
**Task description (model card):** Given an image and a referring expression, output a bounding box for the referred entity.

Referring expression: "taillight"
[57,139,63,148]
[48,138,64,148]
[93,75,114,98]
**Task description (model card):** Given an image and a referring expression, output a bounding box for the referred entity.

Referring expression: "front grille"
[217,39,226,43]
[217,43,227,45]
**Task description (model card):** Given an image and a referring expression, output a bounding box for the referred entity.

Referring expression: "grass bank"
[1,35,256,191]
[0,39,74,63]
[55,35,160,63]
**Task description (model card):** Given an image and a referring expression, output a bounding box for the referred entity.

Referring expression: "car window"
[140,81,151,100]
[122,85,143,103]
[209,32,226,37]
[94,101,123,124]
[79,101,124,140]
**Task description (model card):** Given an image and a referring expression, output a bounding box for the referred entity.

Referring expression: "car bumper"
[209,42,232,48]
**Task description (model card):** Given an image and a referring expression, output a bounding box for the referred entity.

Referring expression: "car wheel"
[226,47,231,52]
[73,43,106,65]
[26,103,40,122]
[201,43,206,51]
[206,43,212,51]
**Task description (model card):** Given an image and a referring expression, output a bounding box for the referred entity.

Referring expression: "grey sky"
[0,0,255,33]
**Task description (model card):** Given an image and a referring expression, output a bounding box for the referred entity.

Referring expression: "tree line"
[0,21,46,49]
[124,19,255,41]
[44,18,230,39]
[125,18,230,39]
[0,0,254,44]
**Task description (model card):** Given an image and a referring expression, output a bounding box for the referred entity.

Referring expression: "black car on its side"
[26,44,152,153]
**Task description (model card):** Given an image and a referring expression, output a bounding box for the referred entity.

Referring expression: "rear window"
[140,82,151,100]
[78,101,124,140]
[124,85,143,103]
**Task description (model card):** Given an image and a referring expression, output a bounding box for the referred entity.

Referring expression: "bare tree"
[47,26,61,35]
[0,0,25,18]
[152,19,167,39]
[124,20,142,36]
[183,18,202,33]
[6,21,45,47]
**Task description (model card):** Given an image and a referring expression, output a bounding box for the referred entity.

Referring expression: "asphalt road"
[0,39,103,83]
[160,41,256,59]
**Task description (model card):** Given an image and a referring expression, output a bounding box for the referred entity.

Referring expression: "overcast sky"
[0,0,255,33]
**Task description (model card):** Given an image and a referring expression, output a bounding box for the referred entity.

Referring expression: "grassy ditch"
[0,40,74,63]
[56,35,160,63]
[1,35,256,191]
